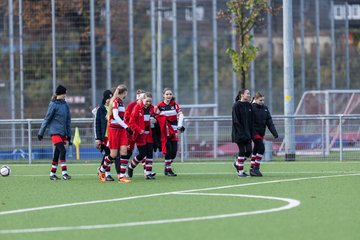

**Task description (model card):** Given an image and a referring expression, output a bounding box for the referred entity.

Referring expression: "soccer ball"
[0,165,11,177]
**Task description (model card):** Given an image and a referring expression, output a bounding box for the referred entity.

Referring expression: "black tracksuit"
[252,103,278,138]
[252,103,278,156]
[95,104,110,162]
[95,104,108,142]
[232,101,254,158]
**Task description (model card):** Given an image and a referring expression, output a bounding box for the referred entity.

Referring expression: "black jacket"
[231,101,254,143]
[95,104,108,141]
[252,103,278,138]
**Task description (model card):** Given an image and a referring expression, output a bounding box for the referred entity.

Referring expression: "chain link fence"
[0,115,359,163]
[0,0,359,120]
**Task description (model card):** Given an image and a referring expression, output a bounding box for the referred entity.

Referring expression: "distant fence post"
[339,115,343,161]
[28,120,32,164]
[264,140,273,161]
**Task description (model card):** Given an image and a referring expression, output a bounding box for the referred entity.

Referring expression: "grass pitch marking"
[0,192,299,234]
[0,173,358,217]
[1,173,359,234]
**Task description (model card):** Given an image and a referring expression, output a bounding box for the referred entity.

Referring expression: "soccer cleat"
[98,171,106,183]
[145,174,156,180]
[250,168,263,177]
[106,175,115,181]
[233,162,238,171]
[62,173,71,180]
[49,175,60,181]
[127,167,134,178]
[238,171,249,177]
[149,172,156,177]
[164,169,177,177]
[118,176,131,183]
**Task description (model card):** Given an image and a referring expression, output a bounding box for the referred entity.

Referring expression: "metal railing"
[0,115,359,163]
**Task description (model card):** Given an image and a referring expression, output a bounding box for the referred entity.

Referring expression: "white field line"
[1,173,359,234]
[0,173,358,217]
[178,173,360,193]
[0,192,300,234]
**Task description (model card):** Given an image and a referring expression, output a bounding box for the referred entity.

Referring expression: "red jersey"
[129,102,154,145]
[125,100,137,124]
[129,102,154,135]
[108,97,126,129]
[155,100,182,131]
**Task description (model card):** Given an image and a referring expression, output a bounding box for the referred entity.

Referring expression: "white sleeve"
[177,113,184,128]
[113,108,128,129]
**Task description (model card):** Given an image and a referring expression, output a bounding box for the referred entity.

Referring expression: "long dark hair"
[163,87,176,102]
[235,89,248,102]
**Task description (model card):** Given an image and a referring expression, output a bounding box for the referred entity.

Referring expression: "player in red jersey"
[116,89,147,178]
[127,92,157,180]
[154,88,185,176]
[98,84,133,183]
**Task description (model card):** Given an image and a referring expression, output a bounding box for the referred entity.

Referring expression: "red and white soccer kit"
[107,97,128,149]
[155,100,182,141]
[124,100,138,151]
[128,102,155,176]
[129,102,154,146]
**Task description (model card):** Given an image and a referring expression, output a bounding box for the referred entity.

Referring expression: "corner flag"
[73,127,81,160]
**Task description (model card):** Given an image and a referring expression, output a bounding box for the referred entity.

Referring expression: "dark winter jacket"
[231,101,254,143]
[38,99,71,137]
[95,104,108,141]
[252,103,278,138]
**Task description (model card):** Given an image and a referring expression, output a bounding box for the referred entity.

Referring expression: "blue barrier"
[0,147,103,161]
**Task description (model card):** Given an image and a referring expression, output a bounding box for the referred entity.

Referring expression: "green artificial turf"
[0,161,360,240]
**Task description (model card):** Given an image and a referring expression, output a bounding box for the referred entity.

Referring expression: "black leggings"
[136,143,154,160]
[165,140,178,160]
[53,142,66,162]
[252,138,265,155]
[100,145,110,165]
[236,141,252,158]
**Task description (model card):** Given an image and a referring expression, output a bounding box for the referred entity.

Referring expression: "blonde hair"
[107,84,128,119]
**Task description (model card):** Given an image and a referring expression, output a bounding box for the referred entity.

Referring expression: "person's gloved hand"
[126,127,133,135]
[177,126,185,133]
[67,136,73,145]
[37,135,43,141]
[95,140,102,149]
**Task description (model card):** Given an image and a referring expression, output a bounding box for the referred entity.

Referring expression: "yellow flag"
[73,127,81,146]
[73,127,81,160]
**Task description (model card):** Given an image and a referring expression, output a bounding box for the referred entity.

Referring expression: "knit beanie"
[55,85,67,95]
[102,89,113,105]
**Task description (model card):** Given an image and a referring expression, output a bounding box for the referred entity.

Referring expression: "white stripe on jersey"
[118,106,125,112]
[159,109,177,117]
[110,119,124,125]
